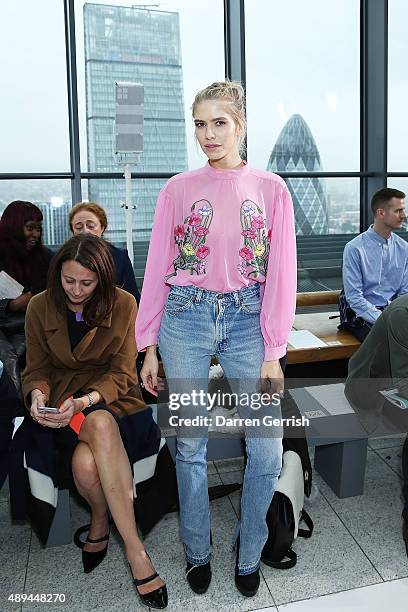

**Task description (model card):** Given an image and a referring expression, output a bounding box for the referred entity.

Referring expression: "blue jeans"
[158,284,283,575]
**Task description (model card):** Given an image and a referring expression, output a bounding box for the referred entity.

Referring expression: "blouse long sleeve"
[260,185,297,361]
[135,187,176,352]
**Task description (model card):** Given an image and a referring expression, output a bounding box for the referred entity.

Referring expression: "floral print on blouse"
[238,200,271,279]
[166,200,213,280]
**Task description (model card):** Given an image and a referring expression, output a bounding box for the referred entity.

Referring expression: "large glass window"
[388,0,408,171]
[295,178,359,291]
[0,180,72,247]
[81,178,166,285]
[245,0,360,176]
[74,0,224,258]
[0,1,70,172]
[245,0,360,291]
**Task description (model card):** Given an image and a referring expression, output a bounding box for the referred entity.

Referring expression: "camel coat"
[21,288,146,417]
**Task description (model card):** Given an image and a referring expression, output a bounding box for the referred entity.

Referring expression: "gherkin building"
[267,114,329,235]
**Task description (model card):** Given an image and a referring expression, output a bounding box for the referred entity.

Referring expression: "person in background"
[137,81,296,597]
[0,360,22,489]
[339,187,408,342]
[345,293,408,557]
[69,201,140,303]
[12,234,171,608]
[0,200,51,393]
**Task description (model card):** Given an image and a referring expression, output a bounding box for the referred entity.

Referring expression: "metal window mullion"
[360,0,388,232]
[224,0,246,157]
[64,0,82,205]
[224,0,246,83]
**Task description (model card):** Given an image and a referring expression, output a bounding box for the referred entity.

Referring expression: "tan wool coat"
[21,288,146,417]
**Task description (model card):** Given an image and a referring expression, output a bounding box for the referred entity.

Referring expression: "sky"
[0,0,407,174]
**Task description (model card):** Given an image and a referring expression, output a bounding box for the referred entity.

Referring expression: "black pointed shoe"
[129,556,168,609]
[74,524,109,574]
[185,561,212,594]
[235,541,260,597]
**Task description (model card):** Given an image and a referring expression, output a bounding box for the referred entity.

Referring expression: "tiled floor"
[1,436,407,611]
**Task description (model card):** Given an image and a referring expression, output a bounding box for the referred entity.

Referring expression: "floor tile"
[375,445,403,478]
[20,481,274,611]
[21,582,148,612]
[218,470,243,516]
[316,449,408,580]
[276,577,408,612]
[207,461,217,475]
[144,495,275,612]
[0,501,31,605]
[368,434,406,450]
[6,438,408,612]
[214,457,245,474]
[261,487,382,605]
[0,478,9,503]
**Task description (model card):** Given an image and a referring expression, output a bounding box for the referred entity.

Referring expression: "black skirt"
[9,405,178,545]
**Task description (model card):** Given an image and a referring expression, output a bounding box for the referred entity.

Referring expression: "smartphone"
[38,406,59,414]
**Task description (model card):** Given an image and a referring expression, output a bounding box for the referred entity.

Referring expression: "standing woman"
[0,200,50,393]
[14,234,169,609]
[136,81,297,597]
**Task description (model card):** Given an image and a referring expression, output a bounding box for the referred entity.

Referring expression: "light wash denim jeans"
[158,284,283,575]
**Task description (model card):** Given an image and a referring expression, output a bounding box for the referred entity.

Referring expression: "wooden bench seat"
[287,291,361,364]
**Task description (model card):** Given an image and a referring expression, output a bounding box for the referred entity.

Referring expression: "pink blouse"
[136,162,297,361]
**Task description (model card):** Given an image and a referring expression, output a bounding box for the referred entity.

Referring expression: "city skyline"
[84,2,188,243]
[268,114,329,236]
[3,0,407,242]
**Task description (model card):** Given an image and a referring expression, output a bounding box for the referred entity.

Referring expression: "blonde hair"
[192,81,247,153]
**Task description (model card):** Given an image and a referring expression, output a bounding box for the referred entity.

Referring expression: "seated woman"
[13,234,172,609]
[0,200,51,393]
[0,359,22,489]
[69,201,140,303]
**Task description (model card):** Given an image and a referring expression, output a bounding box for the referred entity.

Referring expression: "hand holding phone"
[38,406,60,414]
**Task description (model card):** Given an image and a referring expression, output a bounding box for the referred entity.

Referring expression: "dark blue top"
[109,244,140,304]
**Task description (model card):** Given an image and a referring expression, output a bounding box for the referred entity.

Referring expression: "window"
[245,0,360,175]
[0,180,72,247]
[74,0,224,261]
[388,0,408,171]
[0,1,70,172]
[245,0,360,290]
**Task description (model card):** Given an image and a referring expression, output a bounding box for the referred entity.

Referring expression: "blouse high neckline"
[203,160,250,179]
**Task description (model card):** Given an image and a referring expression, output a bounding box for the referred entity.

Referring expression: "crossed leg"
[72,410,164,594]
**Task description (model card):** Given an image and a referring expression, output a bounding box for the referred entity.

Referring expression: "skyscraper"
[38,201,71,246]
[267,114,329,235]
[84,3,188,246]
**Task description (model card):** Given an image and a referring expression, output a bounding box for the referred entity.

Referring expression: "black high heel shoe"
[128,553,168,609]
[74,523,109,574]
[234,537,260,597]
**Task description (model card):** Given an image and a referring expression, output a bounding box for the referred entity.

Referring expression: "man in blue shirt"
[339,187,408,342]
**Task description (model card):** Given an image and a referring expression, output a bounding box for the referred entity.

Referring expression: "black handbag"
[261,450,314,569]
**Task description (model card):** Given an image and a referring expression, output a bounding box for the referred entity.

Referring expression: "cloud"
[326,92,338,111]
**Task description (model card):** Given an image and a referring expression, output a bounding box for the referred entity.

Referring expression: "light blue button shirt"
[342,226,408,325]
[0,360,3,379]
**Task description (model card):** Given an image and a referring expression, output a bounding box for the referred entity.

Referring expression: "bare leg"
[72,442,109,553]
[78,411,164,594]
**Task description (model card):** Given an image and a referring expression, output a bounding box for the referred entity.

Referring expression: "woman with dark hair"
[11,234,173,609]
[0,200,50,392]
